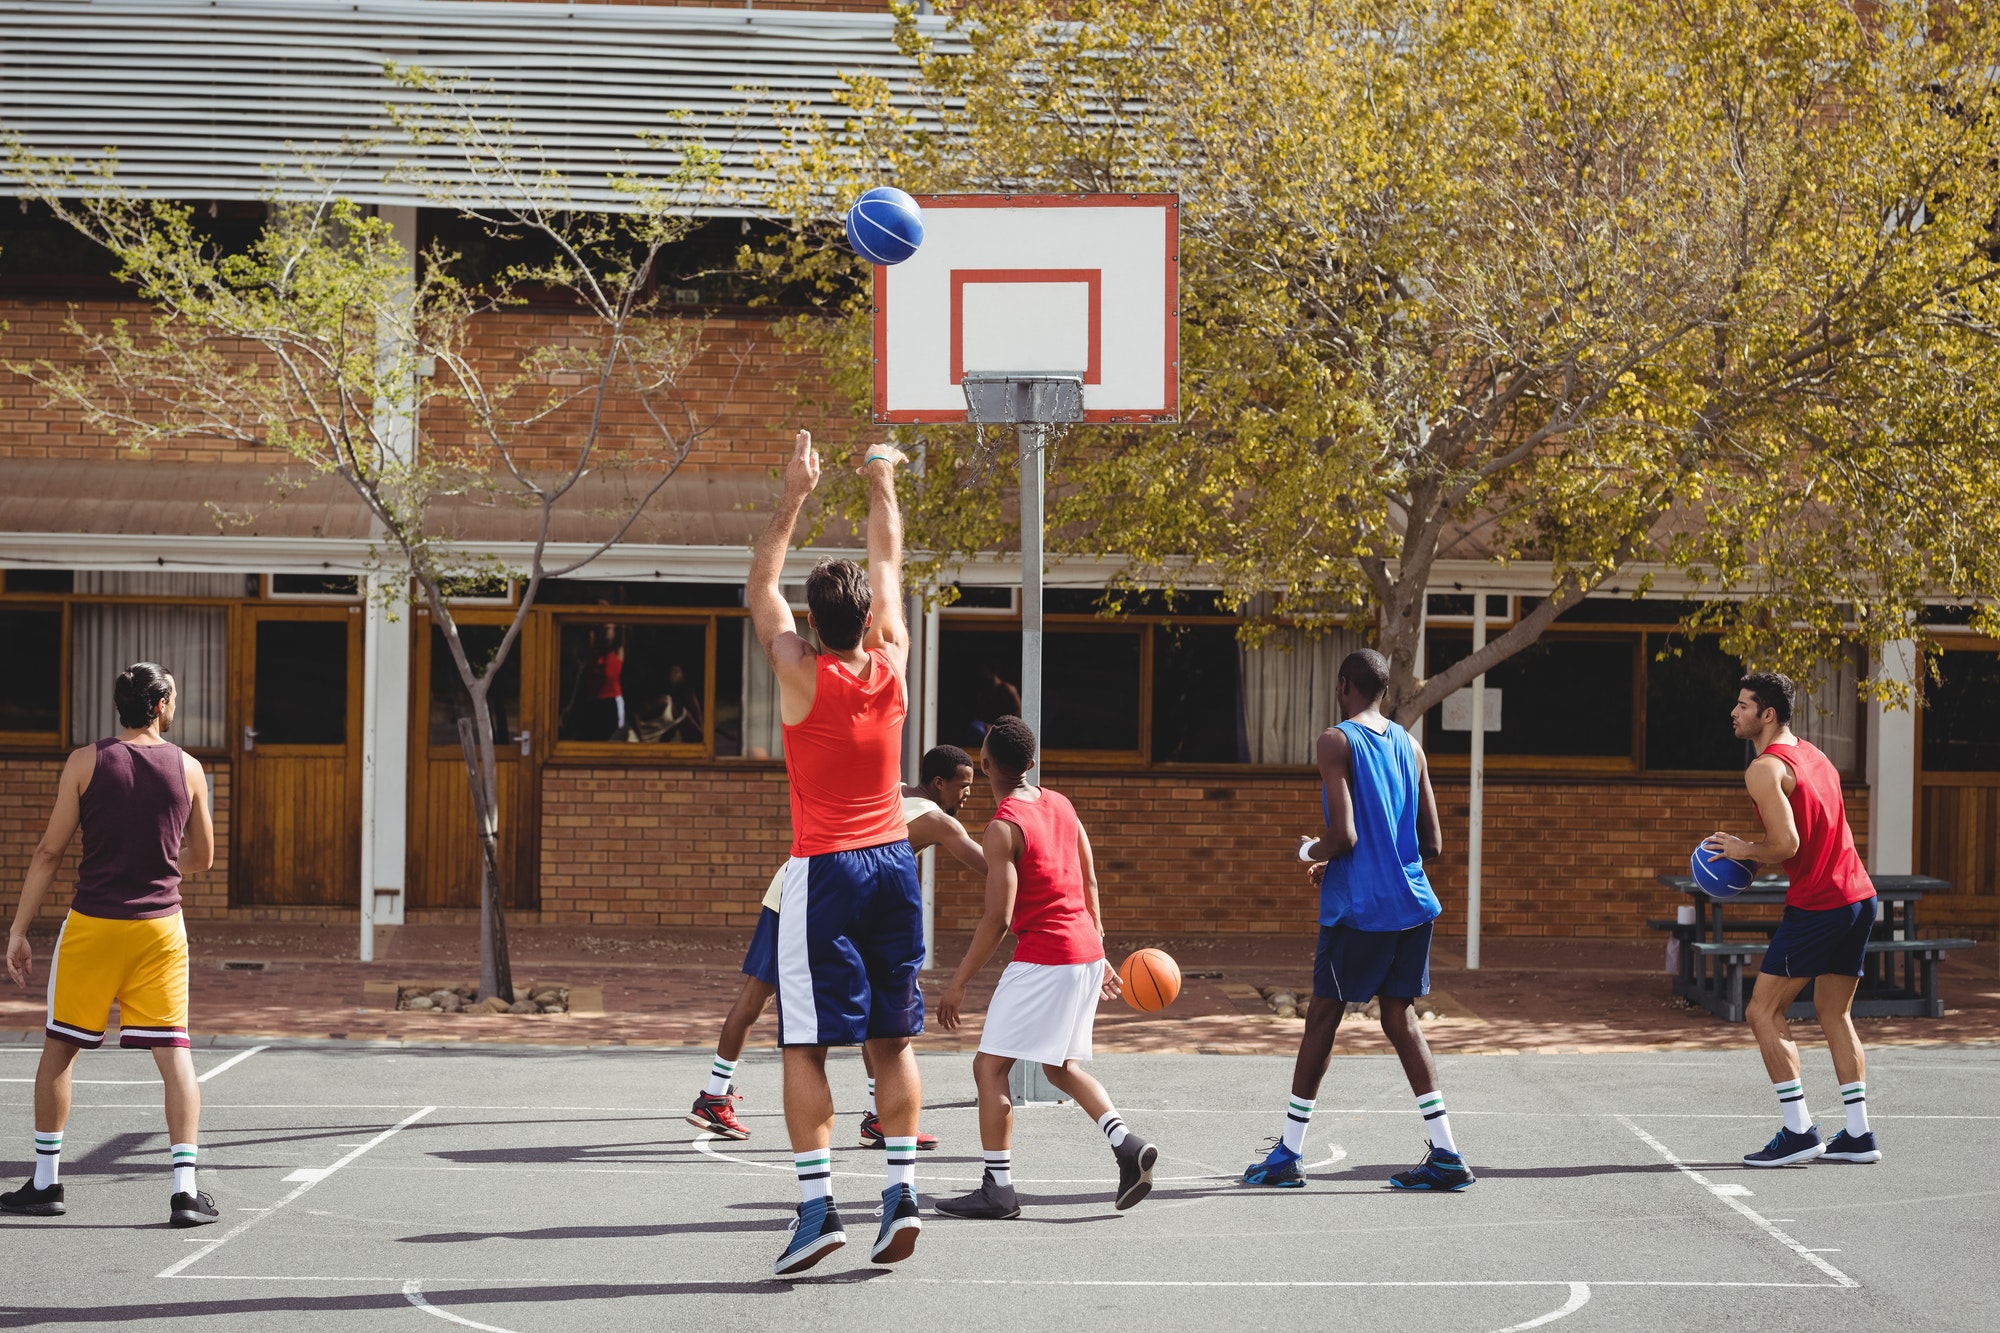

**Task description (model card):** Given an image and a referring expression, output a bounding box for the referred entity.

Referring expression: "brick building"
[2,0,1993,948]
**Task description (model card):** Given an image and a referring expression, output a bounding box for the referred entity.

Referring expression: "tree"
[5,71,735,999]
[755,0,2000,717]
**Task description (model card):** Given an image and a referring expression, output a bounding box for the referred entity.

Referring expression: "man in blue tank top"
[1242,649,1474,1192]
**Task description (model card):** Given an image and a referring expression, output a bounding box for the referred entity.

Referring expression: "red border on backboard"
[948,269,1102,386]
[871,194,1179,424]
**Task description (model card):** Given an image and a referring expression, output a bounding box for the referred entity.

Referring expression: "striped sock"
[1774,1079,1810,1134]
[884,1136,918,1191]
[867,1077,877,1116]
[983,1149,1012,1188]
[32,1130,61,1190]
[170,1142,197,1196]
[794,1149,832,1203]
[1416,1091,1458,1154]
[1839,1081,1869,1137]
[1281,1096,1315,1154]
[704,1054,738,1099]
[1096,1109,1129,1148]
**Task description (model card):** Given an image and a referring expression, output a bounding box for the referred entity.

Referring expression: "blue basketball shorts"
[1761,897,1877,979]
[740,907,780,987]
[774,840,925,1047]
[1313,920,1434,1003]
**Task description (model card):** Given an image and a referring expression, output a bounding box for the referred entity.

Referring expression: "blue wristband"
[866,453,896,466]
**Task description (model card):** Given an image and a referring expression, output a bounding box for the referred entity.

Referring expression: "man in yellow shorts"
[3,662,219,1226]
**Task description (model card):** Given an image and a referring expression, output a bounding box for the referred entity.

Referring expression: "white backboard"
[872,194,1179,424]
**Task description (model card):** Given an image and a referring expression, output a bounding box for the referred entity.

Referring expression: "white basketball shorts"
[977,959,1107,1067]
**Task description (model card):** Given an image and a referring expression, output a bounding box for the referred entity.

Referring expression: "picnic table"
[1649,874,1976,1022]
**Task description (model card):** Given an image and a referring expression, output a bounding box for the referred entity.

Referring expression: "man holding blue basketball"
[1702,672,1881,1167]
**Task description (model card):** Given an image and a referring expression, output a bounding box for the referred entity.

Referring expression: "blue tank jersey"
[1319,719,1441,932]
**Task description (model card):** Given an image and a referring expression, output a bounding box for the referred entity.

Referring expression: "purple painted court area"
[0,1041,1993,1332]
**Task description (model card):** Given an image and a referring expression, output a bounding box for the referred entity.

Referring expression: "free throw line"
[197,1045,269,1083]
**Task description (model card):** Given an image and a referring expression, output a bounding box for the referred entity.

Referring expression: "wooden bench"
[1687,938,1977,1022]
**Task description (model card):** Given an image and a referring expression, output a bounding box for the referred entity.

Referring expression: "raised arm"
[909,809,987,876]
[937,817,1019,1030]
[857,445,909,673]
[7,746,93,987]
[748,430,823,714]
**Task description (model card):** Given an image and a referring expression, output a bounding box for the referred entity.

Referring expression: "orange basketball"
[1118,948,1182,1013]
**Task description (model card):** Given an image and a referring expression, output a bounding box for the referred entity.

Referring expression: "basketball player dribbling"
[1243,649,1474,1192]
[4,664,220,1226]
[1702,672,1882,1166]
[687,745,985,1146]
[749,429,928,1276]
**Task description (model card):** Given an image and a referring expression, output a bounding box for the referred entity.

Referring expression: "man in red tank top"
[1702,672,1881,1168]
[747,428,927,1276]
[4,663,220,1227]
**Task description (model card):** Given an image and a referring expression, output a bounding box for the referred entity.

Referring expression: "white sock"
[1416,1091,1459,1154]
[983,1149,1012,1188]
[33,1130,61,1189]
[1774,1079,1811,1134]
[1839,1081,1870,1137]
[794,1149,832,1203]
[867,1077,877,1116]
[170,1142,197,1196]
[704,1054,737,1099]
[1095,1109,1129,1148]
[884,1136,917,1191]
[1281,1096,1315,1154]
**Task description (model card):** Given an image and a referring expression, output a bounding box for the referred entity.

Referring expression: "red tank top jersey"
[993,787,1104,966]
[1759,739,1874,911]
[73,738,191,920]
[783,649,908,856]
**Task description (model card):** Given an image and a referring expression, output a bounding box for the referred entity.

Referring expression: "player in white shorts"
[935,717,1159,1218]
[686,745,985,1144]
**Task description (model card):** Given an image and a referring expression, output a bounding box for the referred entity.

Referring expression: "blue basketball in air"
[1690,846,1754,899]
[845,186,924,266]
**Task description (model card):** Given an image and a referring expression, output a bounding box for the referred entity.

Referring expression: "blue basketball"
[845,186,924,266]
[1689,845,1754,899]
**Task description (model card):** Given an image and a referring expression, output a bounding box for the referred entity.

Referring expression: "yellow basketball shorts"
[46,910,190,1049]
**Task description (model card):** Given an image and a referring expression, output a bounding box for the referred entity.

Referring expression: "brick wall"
[0,756,230,922]
[531,763,1871,940]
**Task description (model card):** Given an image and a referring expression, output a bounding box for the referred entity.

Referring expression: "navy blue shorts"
[1313,920,1434,1002]
[740,907,779,987]
[1762,897,1877,979]
[773,841,925,1047]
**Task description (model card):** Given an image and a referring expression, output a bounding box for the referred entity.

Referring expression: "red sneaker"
[687,1091,750,1140]
[858,1111,939,1150]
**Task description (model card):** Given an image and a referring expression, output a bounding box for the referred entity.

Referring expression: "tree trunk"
[457,713,514,1004]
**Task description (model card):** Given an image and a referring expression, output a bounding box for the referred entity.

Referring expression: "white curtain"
[740,619,784,760]
[1794,649,1860,773]
[74,571,246,598]
[1238,626,1366,764]
[70,605,228,747]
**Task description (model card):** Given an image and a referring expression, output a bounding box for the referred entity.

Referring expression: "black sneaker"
[1742,1125,1825,1167]
[870,1183,923,1264]
[169,1191,220,1228]
[1820,1129,1881,1163]
[0,1179,65,1216]
[1113,1135,1158,1211]
[774,1198,846,1277]
[933,1171,1021,1220]
[1389,1144,1477,1191]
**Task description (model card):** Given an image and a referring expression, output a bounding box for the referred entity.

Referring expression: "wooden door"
[232,605,363,906]
[1916,643,2000,933]
[406,609,540,911]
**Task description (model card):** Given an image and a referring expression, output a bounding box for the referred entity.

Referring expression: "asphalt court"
[0,1042,1994,1331]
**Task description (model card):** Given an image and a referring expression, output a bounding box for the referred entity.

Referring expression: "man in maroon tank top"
[4,663,220,1225]
[1702,672,1882,1167]
[747,429,928,1276]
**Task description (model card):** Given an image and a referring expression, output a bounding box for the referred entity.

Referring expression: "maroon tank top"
[72,738,190,919]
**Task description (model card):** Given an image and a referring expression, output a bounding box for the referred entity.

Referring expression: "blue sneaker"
[1743,1124,1825,1167]
[1820,1129,1881,1163]
[1241,1139,1307,1188]
[1390,1144,1476,1191]
[773,1197,846,1277]
[871,1183,922,1264]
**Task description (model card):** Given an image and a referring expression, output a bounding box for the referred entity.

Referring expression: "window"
[556,618,707,747]
[0,609,62,738]
[252,620,347,745]
[4,569,74,594]
[1924,650,2000,772]
[1152,623,1244,763]
[71,605,228,748]
[270,574,360,598]
[1425,632,1636,763]
[1645,634,1749,772]
[428,625,521,749]
[937,625,1145,757]
[713,619,784,760]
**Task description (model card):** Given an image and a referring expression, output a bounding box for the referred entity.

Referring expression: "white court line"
[404,1281,519,1333]
[690,1130,1345,1184]
[1617,1117,1858,1288]
[155,1105,436,1280]
[170,1275,1852,1287]
[1490,1283,1589,1333]
[198,1045,269,1083]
